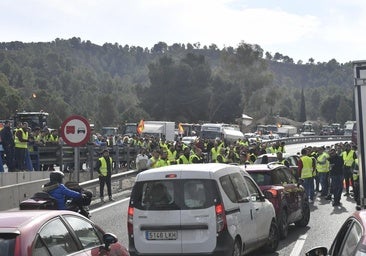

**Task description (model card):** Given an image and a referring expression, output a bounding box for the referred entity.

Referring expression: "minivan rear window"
[130,179,219,211]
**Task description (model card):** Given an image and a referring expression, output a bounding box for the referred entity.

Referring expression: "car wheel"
[295,202,310,227]
[232,239,241,256]
[278,210,288,239]
[263,220,279,253]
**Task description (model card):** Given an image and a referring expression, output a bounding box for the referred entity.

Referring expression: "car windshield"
[248,172,272,186]
[0,234,17,256]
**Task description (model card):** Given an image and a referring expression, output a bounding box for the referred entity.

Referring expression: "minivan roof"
[136,163,248,181]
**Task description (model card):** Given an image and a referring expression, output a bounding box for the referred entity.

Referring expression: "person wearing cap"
[42,170,86,211]
[95,149,114,202]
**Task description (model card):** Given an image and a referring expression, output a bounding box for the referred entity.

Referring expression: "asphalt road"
[89,141,354,256]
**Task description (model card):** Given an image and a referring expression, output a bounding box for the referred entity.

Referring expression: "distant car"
[306,210,366,256]
[243,163,310,239]
[181,136,197,145]
[0,210,129,256]
[254,153,300,180]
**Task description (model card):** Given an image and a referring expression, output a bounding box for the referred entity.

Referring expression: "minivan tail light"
[215,203,227,233]
[127,206,134,236]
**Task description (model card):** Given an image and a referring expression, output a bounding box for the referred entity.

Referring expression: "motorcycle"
[19,181,92,218]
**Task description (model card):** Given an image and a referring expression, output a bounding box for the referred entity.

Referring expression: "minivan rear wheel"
[232,239,241,256]
[263,220,279,253]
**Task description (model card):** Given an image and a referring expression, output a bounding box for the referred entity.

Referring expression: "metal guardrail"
[29,143,139,172]
[264,135,351,145]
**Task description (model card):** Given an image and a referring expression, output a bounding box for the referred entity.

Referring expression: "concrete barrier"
[0,171,102,211]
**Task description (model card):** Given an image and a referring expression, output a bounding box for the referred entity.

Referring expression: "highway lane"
[90,140,354,256]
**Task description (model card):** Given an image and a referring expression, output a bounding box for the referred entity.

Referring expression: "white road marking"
[290,234,308,256]
[90,197,130,213]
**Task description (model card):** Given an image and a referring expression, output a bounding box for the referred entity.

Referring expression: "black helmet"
[50,170,64,183]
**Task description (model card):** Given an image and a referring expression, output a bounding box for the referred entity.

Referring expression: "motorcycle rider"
[43,170,89,216]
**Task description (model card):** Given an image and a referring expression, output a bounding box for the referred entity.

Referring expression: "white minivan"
[128,163,279,256]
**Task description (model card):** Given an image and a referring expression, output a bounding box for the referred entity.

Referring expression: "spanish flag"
[137,119,144,135]
[178,123,184,135]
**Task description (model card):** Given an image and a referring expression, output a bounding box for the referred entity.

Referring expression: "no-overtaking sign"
[60,115,91,147]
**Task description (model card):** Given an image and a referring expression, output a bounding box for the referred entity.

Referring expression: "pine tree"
[299,88,307,122]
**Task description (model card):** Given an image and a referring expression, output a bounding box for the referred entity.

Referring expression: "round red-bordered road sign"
[60,115,91,147]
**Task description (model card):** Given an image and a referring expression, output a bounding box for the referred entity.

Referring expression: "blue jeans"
[318,172,329,195]
[303,177,314,200]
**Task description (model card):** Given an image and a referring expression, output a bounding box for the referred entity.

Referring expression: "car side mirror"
[100,233,118,251]
[306,246,327,256]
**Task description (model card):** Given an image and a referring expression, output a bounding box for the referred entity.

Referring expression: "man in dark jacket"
[326,148,344,206]
[0,120,15,172]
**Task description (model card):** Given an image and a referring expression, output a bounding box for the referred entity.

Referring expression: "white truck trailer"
[142,121,175,141]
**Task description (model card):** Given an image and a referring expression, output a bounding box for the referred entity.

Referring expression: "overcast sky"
[1,0,365,64]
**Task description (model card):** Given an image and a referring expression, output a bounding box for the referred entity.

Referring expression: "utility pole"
[353,60,366,208]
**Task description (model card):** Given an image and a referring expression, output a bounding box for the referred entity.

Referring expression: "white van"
[128,163,279,256]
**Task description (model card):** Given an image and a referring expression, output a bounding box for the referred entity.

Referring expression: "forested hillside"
[0,37,355,130]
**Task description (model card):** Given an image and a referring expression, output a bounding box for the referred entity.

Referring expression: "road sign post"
[60,115,91,182]
[353,61,366,208]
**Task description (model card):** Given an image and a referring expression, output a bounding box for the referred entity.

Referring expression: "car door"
[244,176,273,241]
[220,173,257,245]
[132,179,181,255]
[180,178,218,254]
[328,218,363,256]
[33,217,84,256]
[63,215,125,256]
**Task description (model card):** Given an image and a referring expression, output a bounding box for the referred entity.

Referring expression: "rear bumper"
[129,229,234,256]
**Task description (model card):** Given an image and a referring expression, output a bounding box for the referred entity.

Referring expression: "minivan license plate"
[146,231,177,240]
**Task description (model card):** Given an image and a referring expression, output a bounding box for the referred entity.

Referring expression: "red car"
[243,163,310,239]
[0,210,129,256]
[307,210,366,256]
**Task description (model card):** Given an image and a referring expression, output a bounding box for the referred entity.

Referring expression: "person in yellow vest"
[316,147,330,197]
[342,143,357,196]
[298,148,316,203]
[278,141,286,153]
[216,148,227,163]
[178,147,191,164]
[147,149,160,169]
[210,141,221,163]
[95,149,114,203]
[14,122,30,171]
[190,147,204,164]
[155,151,170,168]
[167,144,177,165]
